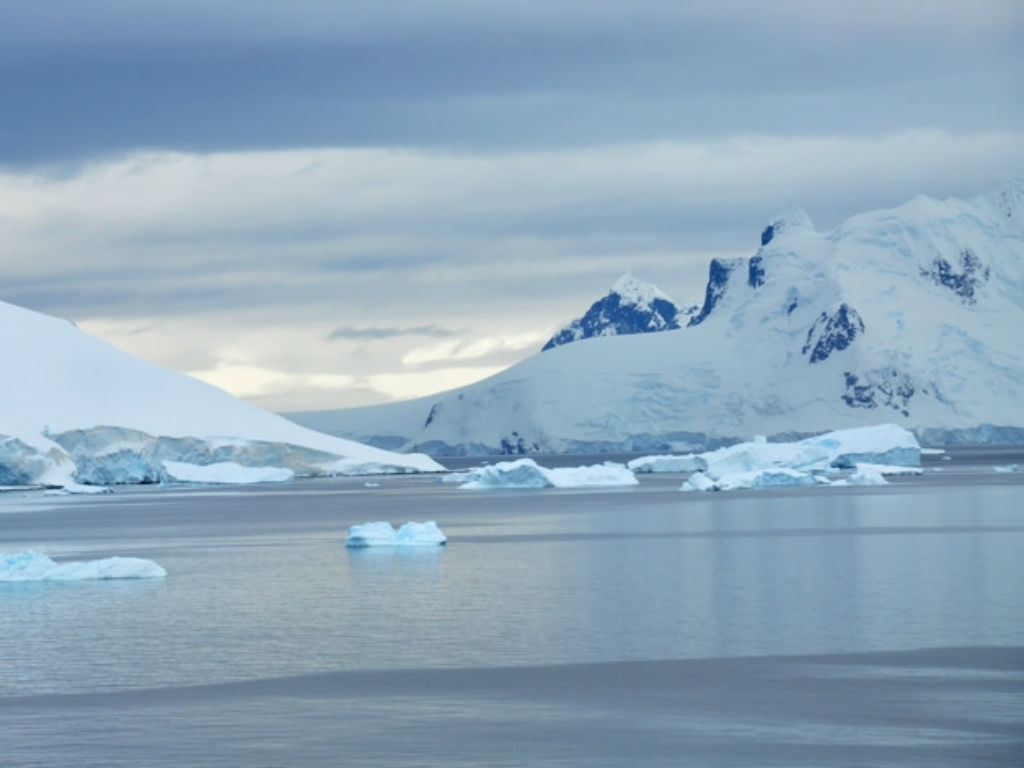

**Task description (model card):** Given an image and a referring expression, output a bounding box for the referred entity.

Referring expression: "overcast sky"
[2,0,1022,412]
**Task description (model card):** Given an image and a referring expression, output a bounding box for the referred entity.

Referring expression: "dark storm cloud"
[1,1,1021,165]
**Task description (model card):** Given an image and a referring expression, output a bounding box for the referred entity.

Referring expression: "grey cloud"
[328,325,461,341]
[2,2,1021,165]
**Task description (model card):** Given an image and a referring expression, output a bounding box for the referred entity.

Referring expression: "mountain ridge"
[290,181,1024,455]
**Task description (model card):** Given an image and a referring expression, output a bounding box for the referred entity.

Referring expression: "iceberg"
[677,425,922,492]
[160,460,294,485]
[346,521,447,548]
[802,424,921,468]
[627,454,707,473]
[710,467,820,491]
[453,458,638,489]
[0,550,167,581]
[993,464,1019,473]
[700,436,833,478]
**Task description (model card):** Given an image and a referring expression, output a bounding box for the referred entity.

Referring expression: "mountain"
[542,273,694,351]
[290,181,1024,455]
[0,299,442,486]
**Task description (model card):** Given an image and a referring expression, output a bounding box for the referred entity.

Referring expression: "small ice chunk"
[628,454,707,473]
[831,465,889,486]
[160,460,294,485]
[680,471,718,492]
[346,521,447,547]
[993,464,1019,473]
[0,550,167,581]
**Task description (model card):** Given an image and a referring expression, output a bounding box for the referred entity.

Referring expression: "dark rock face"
[802,304,865,363]
[842,368,915,417]
[500,431,539,455]
[748,255,766,288]
[760,224,775,246]
[921,248,990,304]
[424,403,442,428]
[688,259,737,327]
[542,284,680,351]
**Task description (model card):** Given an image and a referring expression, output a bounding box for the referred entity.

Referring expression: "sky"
[2,0,1022,413]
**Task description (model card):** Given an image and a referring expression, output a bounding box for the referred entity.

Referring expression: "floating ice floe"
[993,464,1020,473]
[160,460,295,485]
[346,521,447,548]
[0,550,167,581]
[452,458,638,489]
[627,454,707,474]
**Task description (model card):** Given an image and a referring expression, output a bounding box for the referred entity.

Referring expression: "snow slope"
[297,181,1024,455]
[0,300,442,485]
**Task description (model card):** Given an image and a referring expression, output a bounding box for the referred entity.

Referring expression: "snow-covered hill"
[0,300,442,486]
[542,273,693,350]
[292,180,1024,455]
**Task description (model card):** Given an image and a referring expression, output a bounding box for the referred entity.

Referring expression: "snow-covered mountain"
[291,180,1024,455]
[0,300,442,487]
[542,273,694,351]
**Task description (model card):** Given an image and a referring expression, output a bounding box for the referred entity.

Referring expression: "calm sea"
[1,449,1022,766]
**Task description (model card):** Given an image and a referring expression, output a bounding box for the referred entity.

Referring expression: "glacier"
[0,551,167,581]
[293,181,1024,455]
[451,458,638,489]
[346,521,448,548]
[0,299,443,488]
